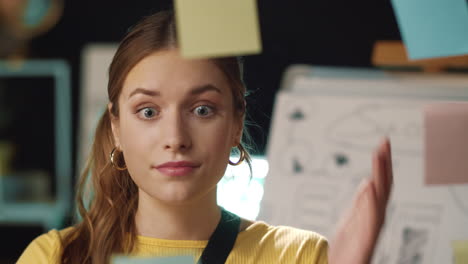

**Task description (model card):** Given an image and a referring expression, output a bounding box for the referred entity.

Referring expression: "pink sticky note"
[425,102,468,185]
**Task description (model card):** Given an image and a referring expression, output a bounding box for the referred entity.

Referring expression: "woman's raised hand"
[328,138,393,264]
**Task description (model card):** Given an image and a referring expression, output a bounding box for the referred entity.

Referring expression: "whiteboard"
[78,44,118,174]
[259,65,468,264]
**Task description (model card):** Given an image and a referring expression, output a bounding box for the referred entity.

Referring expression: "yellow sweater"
[17,221,328,263]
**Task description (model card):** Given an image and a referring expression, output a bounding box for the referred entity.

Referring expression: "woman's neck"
[134,189,221,241]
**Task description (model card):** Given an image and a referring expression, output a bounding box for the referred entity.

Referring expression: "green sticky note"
[453,240,468,264]
[175,0,262,59]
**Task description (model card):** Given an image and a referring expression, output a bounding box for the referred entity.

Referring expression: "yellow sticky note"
[174,0,262,59]
[453,240,468,264]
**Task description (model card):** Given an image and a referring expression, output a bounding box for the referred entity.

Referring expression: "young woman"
[18,10,393,264]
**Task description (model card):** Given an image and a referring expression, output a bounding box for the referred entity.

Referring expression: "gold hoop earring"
[229,145,246,166]
[110,147,127,171]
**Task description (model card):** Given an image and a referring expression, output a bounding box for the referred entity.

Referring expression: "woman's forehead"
[121,50,231,99]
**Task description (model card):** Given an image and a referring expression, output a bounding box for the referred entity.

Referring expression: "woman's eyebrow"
[128,84,221,99]
[190,84,222,95]
[128,88,160,98]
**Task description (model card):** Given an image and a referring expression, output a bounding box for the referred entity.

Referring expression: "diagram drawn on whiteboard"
[325,104,422,155]
[262,90,468,264]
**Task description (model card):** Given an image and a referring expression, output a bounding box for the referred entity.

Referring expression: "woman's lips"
[157,166,196,176]
[154,161,200,176]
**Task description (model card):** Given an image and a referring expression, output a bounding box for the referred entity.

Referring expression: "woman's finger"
[384,138,394,199]
[372,144,386,204]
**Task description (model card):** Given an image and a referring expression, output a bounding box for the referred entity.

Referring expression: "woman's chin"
[137,179,218,206]
[146,186,203,205]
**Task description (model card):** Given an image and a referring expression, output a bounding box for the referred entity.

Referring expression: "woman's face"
[111,49,242,204]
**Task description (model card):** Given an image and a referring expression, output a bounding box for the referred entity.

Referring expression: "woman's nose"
[162,111,192,152]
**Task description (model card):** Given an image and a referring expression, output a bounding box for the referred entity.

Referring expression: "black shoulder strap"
[197,207,241,264]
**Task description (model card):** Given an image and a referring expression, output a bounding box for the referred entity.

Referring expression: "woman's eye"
[193,105,214,117]
[137,107,158,119]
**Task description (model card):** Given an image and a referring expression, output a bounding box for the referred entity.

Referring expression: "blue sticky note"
[391,0,468,59]
[112,255,194,264]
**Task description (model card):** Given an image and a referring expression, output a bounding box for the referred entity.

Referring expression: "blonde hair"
[60,10,252,263]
